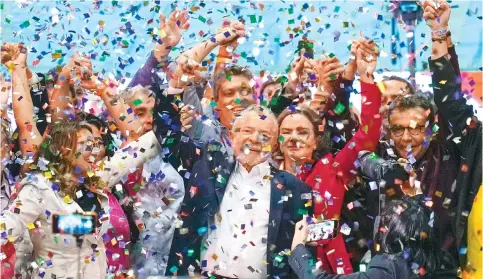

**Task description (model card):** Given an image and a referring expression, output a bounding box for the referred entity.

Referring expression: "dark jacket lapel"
[267,166,284,248]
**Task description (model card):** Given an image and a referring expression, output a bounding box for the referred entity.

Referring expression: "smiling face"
[279,113,318,164]
[125,91,155,133]
[86,124,106,163]
[71,127,95,175]
[389,107,429,160]
[217,75,256,130]
[230,110,278,170]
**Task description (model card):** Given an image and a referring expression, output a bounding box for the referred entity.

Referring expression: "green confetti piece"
[297,209,308,215]
[100,55,106,62]
[0,3,3,9]
[133,184,142,192]
[198,15,206,23]
[432,124,439,133]
[210,101,217,107]
[274,38,280,43]
[5,18,10,24]
[21,20,30,28]
[274,255,284,263]
[234,98,241,104]
[112,1,119,6]
[288,7,294,14]
[167,138,174,144]
[288,19,295,25]
[343,22,349,28]
[226,74,232,81]
[249,15,257,24]
[334,103,346,115]
[278,136,285,143]
[121,40,129,47]
[334,6,340,12]
[187,249,194,257]
[119,115,126,121]
[260,99,267,106]
[328,53,335,58]
[329,73,337,80]
[169,266,178,274]
[132,99,142,106]
[121,18,127,22]
[197,227,208,235]
[53,236,58,244]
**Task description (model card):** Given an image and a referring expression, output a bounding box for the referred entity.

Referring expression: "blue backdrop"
[1,0,481,78]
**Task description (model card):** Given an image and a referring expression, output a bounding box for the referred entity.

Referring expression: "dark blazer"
[152,87,313,278]
[289,245,458,279]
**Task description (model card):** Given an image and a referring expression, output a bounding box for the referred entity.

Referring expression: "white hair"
[118,84,154,101]
[232,105,278,135]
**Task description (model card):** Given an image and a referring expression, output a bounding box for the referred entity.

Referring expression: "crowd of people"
[0,0,481,279]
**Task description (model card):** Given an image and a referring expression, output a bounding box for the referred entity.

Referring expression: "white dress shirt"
[203,161,272,278]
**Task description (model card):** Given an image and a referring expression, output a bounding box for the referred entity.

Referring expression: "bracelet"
[432,37,446,43]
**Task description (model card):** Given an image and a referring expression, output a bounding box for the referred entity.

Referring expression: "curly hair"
[276,105,332,162]
[388,94,436,125]
[35,120,106,197]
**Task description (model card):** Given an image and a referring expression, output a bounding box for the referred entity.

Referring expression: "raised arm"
[84,78,143,141]
[49,53,92,123]
[333,45,382,185]
[128,9,190,89]
[3,45,43,156]
[423,0,476,138]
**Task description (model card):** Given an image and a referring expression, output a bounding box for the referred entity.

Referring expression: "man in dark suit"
[152,92,313,278]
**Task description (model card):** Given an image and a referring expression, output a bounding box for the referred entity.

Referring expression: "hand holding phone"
[306,219,339,242]
[52,212,97,236]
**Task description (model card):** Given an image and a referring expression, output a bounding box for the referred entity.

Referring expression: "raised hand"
[1,43,27,69]
[285,54,314,97]
[169,58,202,89]
[312,56,344,91]
[356,40,379,83]
[214,19,246,46]
[156,9,190,48]
[423,0,450,30]
[60,52,93,82]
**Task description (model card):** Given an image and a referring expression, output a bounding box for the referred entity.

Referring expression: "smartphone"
[52,212,97,235]
[298,39,314,59]
[306,219,339,242]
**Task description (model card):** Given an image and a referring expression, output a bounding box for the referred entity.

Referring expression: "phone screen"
[307,220,338,242]
[52,213,97,235]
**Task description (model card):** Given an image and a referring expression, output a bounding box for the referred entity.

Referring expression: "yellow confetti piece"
[44,171,52,179]
[376,82,386,93]
[63,195,72,204]
[87,170,95,178]
[435,191,442,198]
[158,29,167,38]
[439,80,447,84]
[8,235,15,242]
[111,238,117,246]
[27,223,35,230]
[315,17,321,22]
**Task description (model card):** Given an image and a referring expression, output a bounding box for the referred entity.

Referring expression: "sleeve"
[332,82,382,184]
[0,185,43,245]
[429,56,474,139]
[447,46,461,78]
[96,130,161,188]
[128,51,169,88]
[289,245,394,279]
[153,89,201,173]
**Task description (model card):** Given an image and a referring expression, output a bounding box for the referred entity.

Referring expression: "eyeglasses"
[389,124,426,137]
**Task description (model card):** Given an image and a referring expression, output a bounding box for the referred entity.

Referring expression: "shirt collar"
[234,160,271,179]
